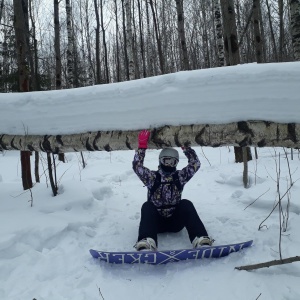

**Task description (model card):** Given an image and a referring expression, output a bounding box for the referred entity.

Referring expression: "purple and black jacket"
[132,148,201,218]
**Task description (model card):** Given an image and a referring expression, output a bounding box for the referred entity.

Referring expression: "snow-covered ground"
[1,147,300,300]
[0,62,300,299]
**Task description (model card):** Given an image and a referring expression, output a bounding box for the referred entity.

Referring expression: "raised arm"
[178,147,201,186]
[132,130,156,188]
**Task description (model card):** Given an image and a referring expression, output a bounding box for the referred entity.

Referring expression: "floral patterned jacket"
[132,147,201,217]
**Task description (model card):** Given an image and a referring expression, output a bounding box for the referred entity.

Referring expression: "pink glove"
[138,130,150,149]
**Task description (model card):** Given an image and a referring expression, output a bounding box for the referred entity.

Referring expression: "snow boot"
[192,236,213,248]
[134,238,157,251]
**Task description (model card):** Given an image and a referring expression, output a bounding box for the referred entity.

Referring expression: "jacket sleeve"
[178,147,201,186]
[132,149,156,188]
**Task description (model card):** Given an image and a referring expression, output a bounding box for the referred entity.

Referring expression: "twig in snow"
[97,285,105,300]
[244,188,270,210]
[235,256,300,271]
[200,147,211,167]
[258,182,296,231]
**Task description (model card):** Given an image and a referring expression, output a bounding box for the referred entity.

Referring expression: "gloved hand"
[138,130,150,149]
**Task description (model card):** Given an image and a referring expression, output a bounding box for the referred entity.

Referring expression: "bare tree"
[290,0,300,60]
[175,0,190,70]
[149,0,165,74]
[137,0,146,78]
[266,0,279,61]
[54,0,62,90]
[100,0,109,83]
[66,0,74,87]
[13,0,33,190]
[113,0,121,82]
[253,0,264,63]
[94,0,101,84]
[278,0,284,61]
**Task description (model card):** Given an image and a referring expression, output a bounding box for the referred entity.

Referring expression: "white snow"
[1,62,300,135]
[0,62,300,300]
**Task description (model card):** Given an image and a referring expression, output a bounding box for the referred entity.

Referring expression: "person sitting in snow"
[132,129,213,251]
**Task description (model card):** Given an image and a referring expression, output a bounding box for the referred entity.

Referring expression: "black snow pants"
[138,199,208,246]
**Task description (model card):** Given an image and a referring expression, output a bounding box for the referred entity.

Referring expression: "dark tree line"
[1,0,299,92]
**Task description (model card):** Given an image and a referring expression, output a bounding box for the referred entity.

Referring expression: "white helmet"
[159,148,179,167]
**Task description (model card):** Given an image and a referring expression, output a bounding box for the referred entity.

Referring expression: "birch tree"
[213,0,225,67]
[145,0,154,76]
[220,0,240,66]
[125,0,135,80]
[0,0,4,23]
[220,0,252,170]
[290,0,300,60]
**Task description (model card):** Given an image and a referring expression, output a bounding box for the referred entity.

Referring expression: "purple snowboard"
[90,240,253,265]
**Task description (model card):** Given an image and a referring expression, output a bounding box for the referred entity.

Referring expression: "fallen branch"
[235,256,300,271]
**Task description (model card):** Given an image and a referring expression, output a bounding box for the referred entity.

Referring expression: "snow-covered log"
[0,121,299,152]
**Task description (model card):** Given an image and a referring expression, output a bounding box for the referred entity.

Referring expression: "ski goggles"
[160,156,179,167]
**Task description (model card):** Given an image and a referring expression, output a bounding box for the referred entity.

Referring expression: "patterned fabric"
[132,148,201,218]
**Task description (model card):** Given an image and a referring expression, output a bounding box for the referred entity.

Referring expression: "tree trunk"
[114,0,121,82]
[47,153,58,196]
[213,0,225,67]
[34,151,39,183]
[175,0,190,70]
[100,0,109,83]
[220,0,251,165]
[13,0,33,190]
[266,0,279,61]
[1,121,300,152]
[125,0,135,80]
[220,0,240,66]
[137,0,146,78]
[220,0,250,163]
[201,0,210,68]
[66,0,74,87]
[145,0,154,76]
[235,0,246,63]
[54,0,62,89]
[0,0,4,24]
[253,0,263,63]
[149,0,165,74]
[28,0,38,91]
[121,0,129,80]
[278,0,284,62]
[290,0,300,60]
[54,0,65,163]
[94,0,101,84]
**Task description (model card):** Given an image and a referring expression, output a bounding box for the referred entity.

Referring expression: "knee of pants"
[141,201,157,213]
[179,199,196,212]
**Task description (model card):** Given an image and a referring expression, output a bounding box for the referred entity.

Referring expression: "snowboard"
[89,240,253,265]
